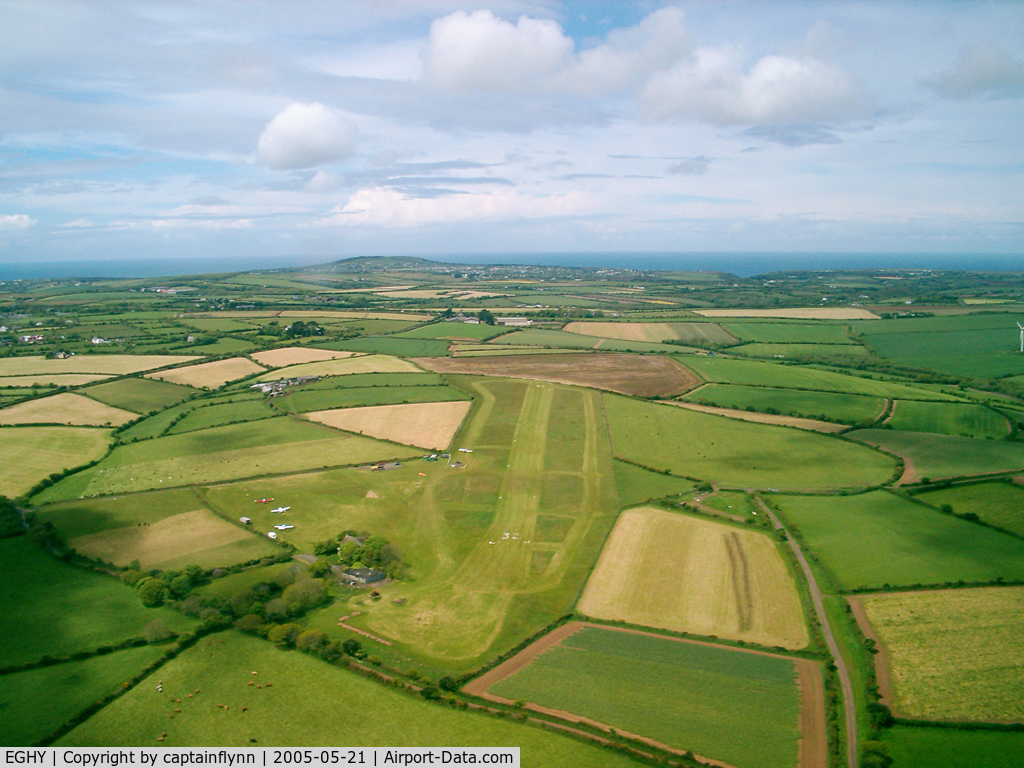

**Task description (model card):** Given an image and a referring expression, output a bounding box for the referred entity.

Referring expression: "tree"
[169,574,192,599]
[342,638,362,656]
[860,741,893,768]
[137,577,169,608]
[296,630,327,653]
[477,309,495,326]
[267,623,301,647]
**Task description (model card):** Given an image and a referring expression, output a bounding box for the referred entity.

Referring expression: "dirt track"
[846,596,894,709]
[464,621,828,768]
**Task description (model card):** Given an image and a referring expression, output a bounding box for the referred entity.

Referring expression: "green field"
[613,460,696,506]
[882,724,1024,768]
[680,355,963,400]
[82,377,195,413]
[38,487,207,538]
[58,632,640,767]
[1,426,112,498]
[396,322,507,340]
[720,321,853,344]
[858,312,1024,379]
[327,337,451,357]
[166,399,278,434]
[0,644,167,746]
[34,418,406,502]
[0,537,194,666]
[915,481,1024,537]
[276,385,467,414]
[489,626,800,768]
[849,429,1024,480]
[886,400,1010,439]
[859,586,1024,720]
[493,328,689,353]
[730,342,868,359]
[604,394,896,490]
[771,491,1024,590]
[683,383,884,424]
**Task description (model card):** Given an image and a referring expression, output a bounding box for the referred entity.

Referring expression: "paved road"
[756,498,859,768]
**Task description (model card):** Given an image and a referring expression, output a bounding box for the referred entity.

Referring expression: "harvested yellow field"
[0,354,200,377]
[0,426,111,497]
[0,393,137,426]
[578,507,809,649]
[278,310,432,321]
[693,307,880,320]
[668,401,847,433]
[563,321,735,344]
[146,357,265,388]
[305,400,472,450]
[250,347,354,368]
[0,374,114,387]
[257,354,421,381]
[858,586,1024,721]
[70,509,257,568]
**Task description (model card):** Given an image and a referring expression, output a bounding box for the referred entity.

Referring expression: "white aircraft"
[274,524,294,530]
[271,506,290,513]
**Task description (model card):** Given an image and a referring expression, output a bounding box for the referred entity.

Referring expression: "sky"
[1,0,1023,268]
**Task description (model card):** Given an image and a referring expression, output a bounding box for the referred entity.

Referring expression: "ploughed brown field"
[413,353,701,397]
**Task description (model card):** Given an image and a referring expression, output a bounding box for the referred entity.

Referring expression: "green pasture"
[856,312,1024,379]
[490,626,800,768]
[680,355,962,400]
[195,562,300,601]
[166,399,277,435]
[58,633,639,766]
[700,489,758,518]
[0,537,194,667]
[117,401,197,442]
[882,725,1024,768]
[729,342,868,359]
[886,400,1010,439]
[326,318,424,335]
[683,384,885,425]
[181,317,260,333]
[396,322,506,341]
[613,460,696,507]
[255,355,422,381]
[914,481,1024,537]
[276,385,467,414]
[450,347,575,357]
[849,429,1024,480]
[604,395,896,491]
[38,487,207,538]
[0,644,166,746]
[298,372,448,390]
[82,377,195,413]
[34,418,407,503]
[171,337,257,356]
[1,426,112,498]
[770,490,1024,590]
[720,321,853,344]
[492,329,688,353]
[290,377,621,673]
[326,337,450,358]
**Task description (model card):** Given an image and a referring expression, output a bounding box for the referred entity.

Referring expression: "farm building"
[496,317,532,327]
[342,567,386,585]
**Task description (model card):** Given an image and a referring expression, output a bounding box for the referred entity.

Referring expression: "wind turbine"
[1019,322,1024,353]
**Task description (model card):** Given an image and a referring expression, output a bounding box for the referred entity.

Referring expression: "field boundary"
[463,620,826,768]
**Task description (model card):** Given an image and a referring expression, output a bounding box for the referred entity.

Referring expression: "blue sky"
[1,0,1023,266]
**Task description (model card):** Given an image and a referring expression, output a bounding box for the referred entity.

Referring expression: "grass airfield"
[5,259,1024,762]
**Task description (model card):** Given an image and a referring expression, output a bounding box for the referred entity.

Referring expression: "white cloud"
[923,43,1024,100]
[257,103,357,170]
[640,48,862,125]
[61,218,94,228]
[423,10,573,91]
[325,186,592,228]
[0,214,37,231]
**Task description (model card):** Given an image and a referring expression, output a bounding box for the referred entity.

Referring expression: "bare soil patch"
[250,347,354,367]
[414,353,701,397]
[847,596,895,708]
[669,401,847,433]
[0,392,138,426]
[145,357,265,389]
[694,307,880,320]
[797,660,828,768]
[305,400,472,450]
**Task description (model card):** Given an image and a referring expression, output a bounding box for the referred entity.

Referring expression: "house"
[342,567,386,585]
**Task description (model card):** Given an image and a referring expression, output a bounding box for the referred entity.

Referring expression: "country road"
[756,497,859,768]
